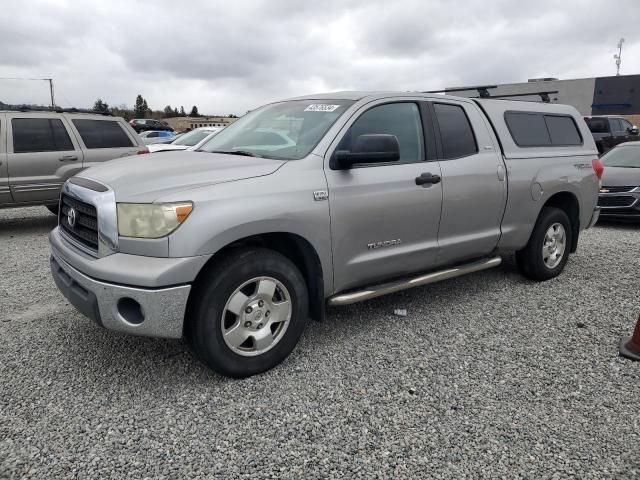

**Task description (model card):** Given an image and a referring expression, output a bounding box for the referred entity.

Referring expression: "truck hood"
[601,166,640,187]
[78,151,285,202]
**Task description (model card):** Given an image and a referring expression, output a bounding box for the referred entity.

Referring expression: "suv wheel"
[516,207,572,281]
[186,248,308,378]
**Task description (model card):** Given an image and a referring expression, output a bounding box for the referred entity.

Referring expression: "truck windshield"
[601,145,640,168]
[198,99,354,160]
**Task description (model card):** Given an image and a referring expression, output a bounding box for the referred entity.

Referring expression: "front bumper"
[50,249,191,338]
[598,187,640,221]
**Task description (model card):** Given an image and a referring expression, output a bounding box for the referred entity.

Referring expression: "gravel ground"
[1,206,639,479]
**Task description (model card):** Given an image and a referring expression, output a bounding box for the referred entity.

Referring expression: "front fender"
[165,161,333,293]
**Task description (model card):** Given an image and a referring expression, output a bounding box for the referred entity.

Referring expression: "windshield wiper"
[209,150,263,158]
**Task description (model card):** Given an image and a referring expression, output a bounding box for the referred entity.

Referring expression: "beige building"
[163,116,238,132]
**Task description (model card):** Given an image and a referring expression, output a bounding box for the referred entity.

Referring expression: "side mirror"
[630,126,639,135]
[334,134,400,169]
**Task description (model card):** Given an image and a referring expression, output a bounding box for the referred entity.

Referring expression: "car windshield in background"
[198,100,355,160]
[172,130,213,146]
[601,145,640,168]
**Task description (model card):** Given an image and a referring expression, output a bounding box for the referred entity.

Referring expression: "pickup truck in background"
[49,92,602,377]
[584,115,639,154]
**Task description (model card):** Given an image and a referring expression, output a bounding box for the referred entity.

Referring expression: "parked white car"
[139,130,176,145]
[147,127,222,153]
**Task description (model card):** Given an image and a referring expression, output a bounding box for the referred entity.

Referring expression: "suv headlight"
[117,202,193,238]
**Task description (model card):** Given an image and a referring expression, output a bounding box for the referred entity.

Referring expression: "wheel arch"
[541,191,580,253]
[187,232,326,330]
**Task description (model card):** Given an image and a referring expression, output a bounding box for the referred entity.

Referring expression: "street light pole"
[47,78,55,108]
[0,77,56,107]
[614,38,625,76]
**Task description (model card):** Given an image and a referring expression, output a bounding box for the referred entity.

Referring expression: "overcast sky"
[1,0,639,115]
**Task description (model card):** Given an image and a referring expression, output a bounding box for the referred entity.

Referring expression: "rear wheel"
[516,207,572,281]
[186,248,308,378]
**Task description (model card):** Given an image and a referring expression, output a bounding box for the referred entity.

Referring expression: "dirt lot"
[1,207,639,479]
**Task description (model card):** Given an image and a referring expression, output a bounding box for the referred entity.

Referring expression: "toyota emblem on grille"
[67,207,77,228]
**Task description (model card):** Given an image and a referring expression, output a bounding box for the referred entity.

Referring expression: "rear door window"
[12,118,74,153]
[505,111,582,147]
[433,103,478,159]
[72,119,134,149]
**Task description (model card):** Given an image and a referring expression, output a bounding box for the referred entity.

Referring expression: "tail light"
[137,147,149,155]
[592,159,604,179]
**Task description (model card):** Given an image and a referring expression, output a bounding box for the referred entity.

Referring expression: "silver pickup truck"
[49,92,602,377]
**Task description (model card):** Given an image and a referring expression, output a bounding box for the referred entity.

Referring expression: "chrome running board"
[328,256,502,306]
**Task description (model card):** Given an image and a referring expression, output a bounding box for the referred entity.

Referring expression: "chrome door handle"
[59,155,78,161]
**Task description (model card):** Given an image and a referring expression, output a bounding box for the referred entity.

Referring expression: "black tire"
[186,248,308,378]
[46,205,59,216]
[515,207,572,281]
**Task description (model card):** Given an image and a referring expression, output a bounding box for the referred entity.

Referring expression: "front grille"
[600,186,636,193]
[60,194,99,252]
[598,195,636,208]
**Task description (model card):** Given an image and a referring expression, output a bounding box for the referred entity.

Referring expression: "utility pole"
[614,38,625,76]
[0,77,56,107]
[47,78,55,108]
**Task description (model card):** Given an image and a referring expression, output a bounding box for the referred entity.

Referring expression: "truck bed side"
[474,99,599,251]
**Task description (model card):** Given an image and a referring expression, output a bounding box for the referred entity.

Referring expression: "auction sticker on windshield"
[304,104,341,112]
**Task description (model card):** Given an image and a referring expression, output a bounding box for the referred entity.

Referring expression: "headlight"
[117,202,193,238]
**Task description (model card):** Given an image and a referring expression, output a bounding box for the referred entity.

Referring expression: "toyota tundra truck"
[49,92,602,377]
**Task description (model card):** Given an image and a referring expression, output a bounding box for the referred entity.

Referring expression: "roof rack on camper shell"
[425,85,559,103]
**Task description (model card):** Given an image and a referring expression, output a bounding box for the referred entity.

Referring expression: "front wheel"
[186,248,309,378]
[516,207,572,281]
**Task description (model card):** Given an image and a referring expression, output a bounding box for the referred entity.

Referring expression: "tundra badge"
[367,239,402,250]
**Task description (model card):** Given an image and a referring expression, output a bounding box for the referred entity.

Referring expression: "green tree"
[173,107,179,117]
[134,94,146,118]
[142,99,149,116]
[93,98,109,113]
[163,105,174,118]
[189,105,199,117]
[179,106,186,117]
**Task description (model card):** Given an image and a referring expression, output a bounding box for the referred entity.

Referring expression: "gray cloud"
[0,0,638,114]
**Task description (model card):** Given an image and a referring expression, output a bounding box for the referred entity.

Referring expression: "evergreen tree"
[163,105,174,118]
[134,94,146,118]
[93,98,109,113]
[179,106,186,117]
[189,105,199,117]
